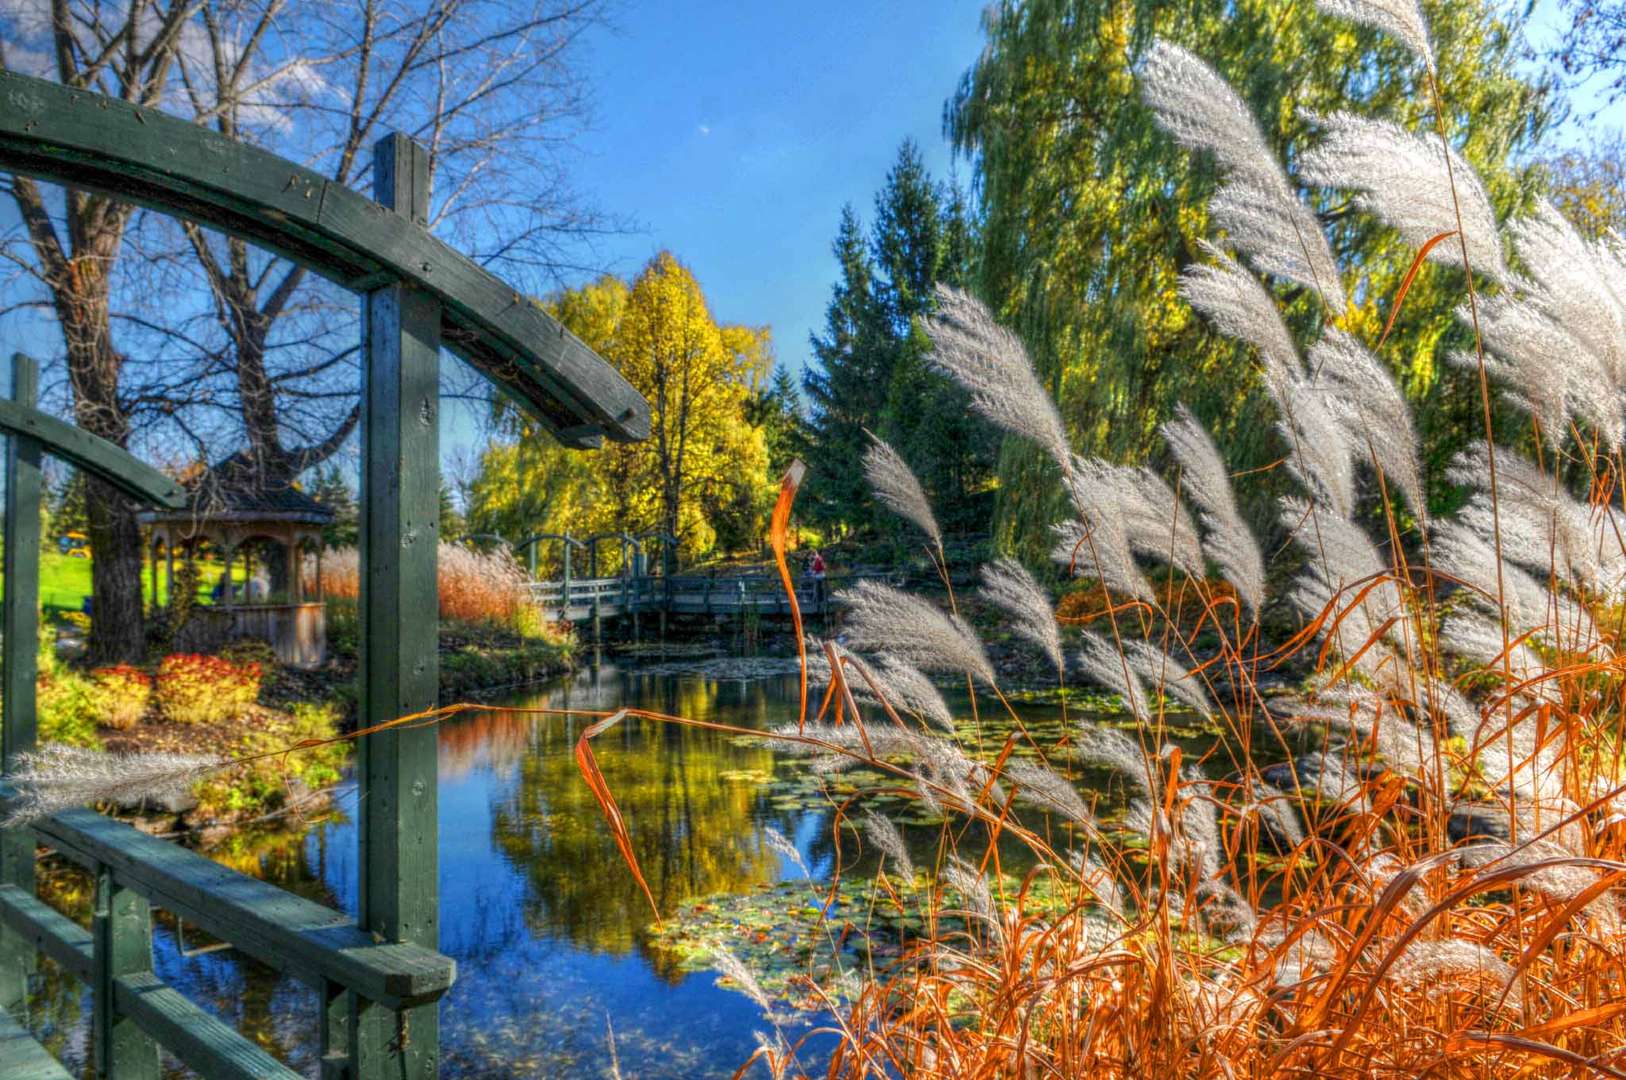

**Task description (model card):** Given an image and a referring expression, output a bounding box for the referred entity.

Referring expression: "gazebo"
[138,451,333,668]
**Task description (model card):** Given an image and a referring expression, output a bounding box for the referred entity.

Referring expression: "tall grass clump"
[317,541,549,635]
[572,5,1626,1076]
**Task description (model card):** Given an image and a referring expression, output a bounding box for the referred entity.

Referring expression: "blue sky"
[557,1,989,384]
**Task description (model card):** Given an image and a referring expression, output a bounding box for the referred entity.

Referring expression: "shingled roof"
[137,451,333,526]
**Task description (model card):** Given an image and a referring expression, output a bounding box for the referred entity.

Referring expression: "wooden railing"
[526,569,909,622]
[0,803,454,1080]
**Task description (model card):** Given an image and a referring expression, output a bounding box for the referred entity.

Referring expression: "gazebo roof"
[136,452,334,528]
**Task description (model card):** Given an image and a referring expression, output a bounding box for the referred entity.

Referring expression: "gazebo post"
[221,545,234,608]
[286,530,300,604]
[164,535,175,607]
[354,132,440,1080]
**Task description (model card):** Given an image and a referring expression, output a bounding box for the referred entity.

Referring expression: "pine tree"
[804,206,890,530]
[308,466,359,549]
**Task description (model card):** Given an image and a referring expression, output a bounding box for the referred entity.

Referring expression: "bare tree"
[0,0,610,656]
[1554,0,1626,110]
[0,0,196,662]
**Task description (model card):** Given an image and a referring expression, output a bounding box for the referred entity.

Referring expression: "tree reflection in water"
[487,668,785,975]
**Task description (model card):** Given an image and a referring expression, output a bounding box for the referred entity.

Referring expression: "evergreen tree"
[747,366,808,476]
[308,465,359,549]
[804,205,890,530]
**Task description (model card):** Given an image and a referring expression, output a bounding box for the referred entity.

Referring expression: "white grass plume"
[925,285,1072,473]
[1277,374,1359,519]
[1386,940,1520,1011]
[1299,112,1505,282]
[1459,295,1621,451]
[1180,245,1305,392]
[1116,464,1206,576]
[711,949,774,1014]
[1509,203,1626,385]
[1074,723,1158,798]
[864,434,942,547]
[1311,329,1427,516]
[805,640,956,730]
[1314,0,1435,69]
[2,745,225,826]
[1161,404,1266,612]
[1141,42,1345,310]
[1281,498,1405,663]
[1287,685,1436,776]
[1074,632,1151,722]
[1433,520,1604,655]
[1003,759,1095,828]
[1054,457,1155,600]
[860,809,915,880]
[979,557,1064,676]
[1124,639,1214,717]
[840,580,995,685]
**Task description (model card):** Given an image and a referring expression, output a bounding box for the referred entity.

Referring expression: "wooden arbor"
[0,67,649,1079]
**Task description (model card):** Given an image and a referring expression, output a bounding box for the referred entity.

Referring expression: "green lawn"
[37,551,224,615]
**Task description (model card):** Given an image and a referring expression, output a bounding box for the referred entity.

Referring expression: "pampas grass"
[840,581,996,685]
[1161,405,1266,613]
[2,744,224,826]
[978,557,1064,675]
[1299,111,1505,282]
[864,434,942,548]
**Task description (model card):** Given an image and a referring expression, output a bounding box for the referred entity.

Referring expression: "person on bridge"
[809,549,827,608]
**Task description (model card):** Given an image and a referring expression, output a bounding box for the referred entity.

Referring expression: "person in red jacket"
[808,549,827,607]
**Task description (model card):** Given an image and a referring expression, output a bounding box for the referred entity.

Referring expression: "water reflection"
[23,663,842,1079]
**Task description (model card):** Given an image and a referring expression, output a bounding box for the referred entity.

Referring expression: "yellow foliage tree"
[467,252,773,571]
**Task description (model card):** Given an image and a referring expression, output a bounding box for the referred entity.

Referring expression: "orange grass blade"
[573,709,658,919]
[771,460,809,729]
[1375,230,1457,350]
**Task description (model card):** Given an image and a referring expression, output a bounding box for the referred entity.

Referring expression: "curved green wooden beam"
[0,398,185,509]
[0,70,650,450]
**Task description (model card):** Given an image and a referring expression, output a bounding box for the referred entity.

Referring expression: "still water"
[26,663,944,1079]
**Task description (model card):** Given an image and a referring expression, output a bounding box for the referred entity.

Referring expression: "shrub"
[36,668,102,748]
[155,653,261,725]
[90,665,152,730]
[315,542,542,635]
[218,638,278,672]
[192,700,348,819]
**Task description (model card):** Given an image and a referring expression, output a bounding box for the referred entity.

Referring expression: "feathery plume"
[1508,203,1626,385]
[979,557,1064,676]
[1310,329,1428,515]
[806,640,957,731]
[1074,632,1151,722]
[1116,464,1206,577]
[1161,404,1267,612]
[1314,0,1435,69]
[863,434,942,548]
[1141,43,1346,310]
[1003,759,1095,828]
[1074,723,1159,800]
[1299,112,1504,282]
[763,825,811,878]
[860,809,915,880]
[925,285,1072,473]
[1053,457,1154,599]
[711,949,774,1014]
[1458,295,1621,451]
[2,745,224,826]
[1180,245,1305,392]
[1124,639,1214,717]
[943,856,1000,934]
[841,580,996,685]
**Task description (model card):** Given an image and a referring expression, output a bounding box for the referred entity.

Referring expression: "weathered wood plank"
[0,1004,72,1080]
[30,810,454,1008]
[0,884,93,982]
[116,972,301,1080]
[0,69,650,447]
[0,398,185,508]
[355,133,442,1080]
[93,867,159,1079]
[1,355,42,1014]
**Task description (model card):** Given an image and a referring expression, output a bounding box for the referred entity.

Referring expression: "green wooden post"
[93,867,159,1079]
[561,543,572,620]
[355,132,441,1080]
[0,353,40,1016]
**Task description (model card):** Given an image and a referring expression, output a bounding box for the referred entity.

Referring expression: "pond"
[20,662,1224,1079]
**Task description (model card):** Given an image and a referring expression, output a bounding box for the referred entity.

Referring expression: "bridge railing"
[0,802,454,1080]
[525,569,909,619]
